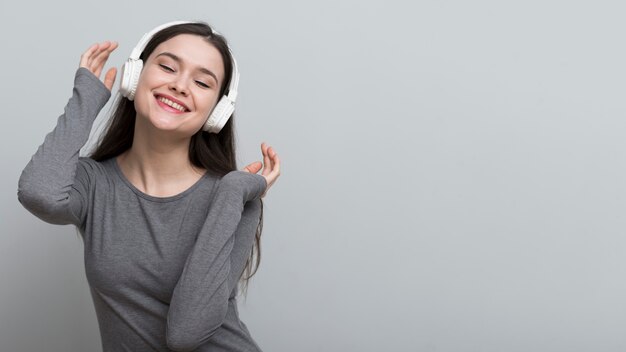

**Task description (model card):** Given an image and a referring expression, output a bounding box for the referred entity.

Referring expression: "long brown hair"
[90,22,263,292]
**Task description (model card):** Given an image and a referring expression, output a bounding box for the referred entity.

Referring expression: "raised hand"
[242,142,281,198]
[79,41,118,91]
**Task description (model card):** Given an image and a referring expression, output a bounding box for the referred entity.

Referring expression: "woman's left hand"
[242,142,281,198]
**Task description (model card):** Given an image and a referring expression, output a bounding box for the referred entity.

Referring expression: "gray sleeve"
[201,199,264,352]
[228,197,263,299]
[166,171,267,352]
[17,68,111,226]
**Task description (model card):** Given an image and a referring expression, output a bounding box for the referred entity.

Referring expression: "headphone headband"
[129,21,192,60]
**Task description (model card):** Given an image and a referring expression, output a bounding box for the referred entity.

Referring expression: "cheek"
[197,94,221,115]
[133,79,150,108]
[135,71,155,93]
[133,70,164,112]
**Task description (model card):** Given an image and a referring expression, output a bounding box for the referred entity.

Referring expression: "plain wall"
[2,0,626,351]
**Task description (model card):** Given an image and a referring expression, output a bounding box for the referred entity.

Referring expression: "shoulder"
[77,156,109,173]
[75,157,116,182]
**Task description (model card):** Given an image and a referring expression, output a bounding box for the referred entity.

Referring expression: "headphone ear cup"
[120,59,143,101]
[203,97,235,133]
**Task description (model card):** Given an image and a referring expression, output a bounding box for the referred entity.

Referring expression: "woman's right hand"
[79,41,118,91]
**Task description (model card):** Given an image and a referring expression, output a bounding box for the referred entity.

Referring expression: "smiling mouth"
[155,95,190,113]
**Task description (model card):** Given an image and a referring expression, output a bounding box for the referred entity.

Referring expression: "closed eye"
[196,81,210,89]
[159,64,174,72]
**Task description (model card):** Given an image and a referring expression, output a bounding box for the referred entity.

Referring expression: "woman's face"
[133,34,225,137]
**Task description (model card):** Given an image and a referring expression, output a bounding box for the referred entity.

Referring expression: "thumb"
[103,67,117,91]
[242,161,262,174]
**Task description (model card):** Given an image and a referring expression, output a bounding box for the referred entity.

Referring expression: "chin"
[148,114,202,136]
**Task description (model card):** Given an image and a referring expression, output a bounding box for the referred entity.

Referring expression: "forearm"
[166,171,266,352]
[17,68,110,225]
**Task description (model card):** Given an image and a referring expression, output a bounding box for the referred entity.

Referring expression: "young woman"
[17,21,279,351]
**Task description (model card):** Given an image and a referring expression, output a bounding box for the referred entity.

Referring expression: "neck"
[116,116,205,196]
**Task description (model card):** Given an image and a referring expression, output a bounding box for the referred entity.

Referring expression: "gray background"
[2,0,626,351]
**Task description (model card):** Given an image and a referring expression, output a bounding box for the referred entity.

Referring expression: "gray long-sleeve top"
[17,68,267,352]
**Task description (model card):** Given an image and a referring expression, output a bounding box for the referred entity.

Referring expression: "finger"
[270,150,281,177]
[266,150,280,187]
[92,41,117,67]
[242,161,262,174]
[91,42,117,76]
[92,50,112,78]
[79,43,99,68]
[95,41,118,68]
[83,42,107,73]
[103,67,117,91]
[86,41,110,69]
[261,143,272,176]
[89,41,116,73]
[261,148,280,192]
[266,146,277,174]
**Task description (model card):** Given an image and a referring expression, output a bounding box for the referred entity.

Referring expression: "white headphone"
[119,20,240,134]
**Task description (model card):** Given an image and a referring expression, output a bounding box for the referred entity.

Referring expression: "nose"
[168,75,189,96]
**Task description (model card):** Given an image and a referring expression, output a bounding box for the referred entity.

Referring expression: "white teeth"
[157,96,187,112]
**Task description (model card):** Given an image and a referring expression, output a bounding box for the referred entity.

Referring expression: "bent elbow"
[165,308,227,351]
[17,178,73,225]
[166,324,221,352]
[18,187,51,221]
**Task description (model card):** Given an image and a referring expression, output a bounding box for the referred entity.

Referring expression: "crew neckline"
[109,157,210,202]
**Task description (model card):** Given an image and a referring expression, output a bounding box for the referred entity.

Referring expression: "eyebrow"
[155,52,219,85]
